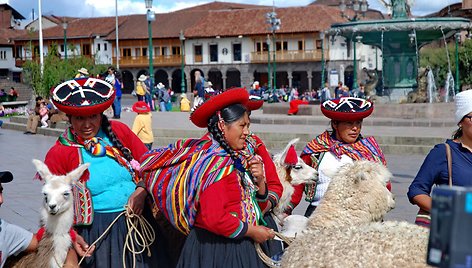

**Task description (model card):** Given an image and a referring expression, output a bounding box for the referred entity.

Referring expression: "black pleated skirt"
[259,213,284,261]
[76,207,171,268]
[176,227,268,268]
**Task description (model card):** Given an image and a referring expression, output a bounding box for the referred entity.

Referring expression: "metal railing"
[250,50,329,63]
[112,55,183,67]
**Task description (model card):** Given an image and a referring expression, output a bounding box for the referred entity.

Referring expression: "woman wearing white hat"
[408,90,472,227]
[136,74,148,102]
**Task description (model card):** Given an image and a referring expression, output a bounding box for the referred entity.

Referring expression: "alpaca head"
[321,160,395,223]
[273,138,318,186]
[33,159,89,216]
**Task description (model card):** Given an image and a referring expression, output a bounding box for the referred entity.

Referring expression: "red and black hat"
[50,78,115,116]
[132,101,151,113]
[190,88,249,128]
[321,97,373,121]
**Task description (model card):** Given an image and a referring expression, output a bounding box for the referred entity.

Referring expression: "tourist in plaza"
[192,70,205,110]
[144,74,154,111]
[408,90,472,227]
[24,96,43,135]
[112,71,123,119]
[75,67,89,78]
[7,87,18,102]
[288,97,389,217]
[41,77,168,268]
[38,100,49,128]
[131,101,154,150]
[139,88,275,268]
[334,81,343,99]
[136,74,148,102]
[180,93,191,112]
[320,82,331,102]
[156,82,170,112]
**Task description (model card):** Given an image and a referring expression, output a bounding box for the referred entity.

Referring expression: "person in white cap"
[408,89,472,228]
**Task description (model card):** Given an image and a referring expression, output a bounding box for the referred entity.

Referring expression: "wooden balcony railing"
[194,55,203,63]
[250,50,329,63]
[113,55,183,67]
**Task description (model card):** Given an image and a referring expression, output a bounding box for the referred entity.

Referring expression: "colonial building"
[12,1,384,93]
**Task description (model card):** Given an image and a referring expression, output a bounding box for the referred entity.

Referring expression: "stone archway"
[121,70,134,94]
[208,68,223,90]
[171,69,188,93]
[155,69,168,88]
[226,68,241,89]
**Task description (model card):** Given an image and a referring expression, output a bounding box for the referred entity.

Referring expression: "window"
[0,51,6,60]
[104,43,107,51]
[142,47,148,57]
[172,46,181,55]
[135,48,141,56]
[97,43,101,51]
[298,40,304,50]
[161,47,168,56]
[60,44,65,52]
[123,48,131,57]
[256,42,262,52]
[276,41,287,51]
[82,44,91,56]
[233,43,241,61]
[316,40,322,50]
[194,45,202,62]
[14,46,22,59]
[209,44,218,62]
[154,47,160,56]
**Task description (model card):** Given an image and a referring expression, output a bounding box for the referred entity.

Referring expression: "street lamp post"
[266,35,271,92]
[145,0,155,92]
[62,21,68,60]
[320,31,326,88]
[266,10,281,93]
[180,30,186,94]
[455,32,460,93]
[339,0,368,21]
[352,35,363,91]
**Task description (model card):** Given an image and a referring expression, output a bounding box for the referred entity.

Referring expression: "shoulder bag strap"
[445,143,453,187]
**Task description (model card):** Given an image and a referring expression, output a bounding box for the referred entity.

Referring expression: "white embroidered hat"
[455,90,472,124]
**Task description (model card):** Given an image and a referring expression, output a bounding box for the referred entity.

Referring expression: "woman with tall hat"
[287,97,389,217]
[40,77,170,268]
[140,88,275,267]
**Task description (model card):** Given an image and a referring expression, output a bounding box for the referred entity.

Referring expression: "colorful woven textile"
[301,131,386,201]
[140,138,235,235]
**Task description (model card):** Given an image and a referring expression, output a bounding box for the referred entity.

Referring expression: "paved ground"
[0,118,425,232]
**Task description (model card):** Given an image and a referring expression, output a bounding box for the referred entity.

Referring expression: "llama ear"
[66,163,90,184]
[32,159,52,182]
[281,138,299,164]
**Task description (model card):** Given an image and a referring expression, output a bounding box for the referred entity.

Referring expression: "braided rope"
[78,205,155,268]
[255,231,294,268]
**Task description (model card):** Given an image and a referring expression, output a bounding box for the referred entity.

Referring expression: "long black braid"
[101,114,134,161]
[207,103,247,162]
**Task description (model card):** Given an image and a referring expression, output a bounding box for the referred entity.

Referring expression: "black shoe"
[23,131,31,134]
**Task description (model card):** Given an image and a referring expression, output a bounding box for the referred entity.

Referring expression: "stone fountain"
[329,0,471,103]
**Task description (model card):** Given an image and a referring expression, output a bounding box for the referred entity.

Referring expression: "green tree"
[22,43,108,98]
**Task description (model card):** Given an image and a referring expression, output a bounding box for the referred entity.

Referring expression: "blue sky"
[6,0,462,23]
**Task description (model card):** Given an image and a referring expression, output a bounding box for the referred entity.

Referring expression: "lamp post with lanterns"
[180,30,186,94]
[352,35,363,91]
[339,0,368,21]
[266,35,271,92]
[145,0,155,92]
[266,10,281,92]
[320,31,326,88]
[62,21,68,60]
[455,32,460,93]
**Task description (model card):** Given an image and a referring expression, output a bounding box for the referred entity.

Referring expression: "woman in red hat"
[140,88,275,268]
[132,101,154,150]
[40,78,170,268]
[288,97,389,217]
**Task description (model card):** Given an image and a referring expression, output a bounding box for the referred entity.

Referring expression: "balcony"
[113,55,183,68]
[250,50,329,63]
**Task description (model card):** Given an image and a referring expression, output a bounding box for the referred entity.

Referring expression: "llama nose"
[49,204,57,210]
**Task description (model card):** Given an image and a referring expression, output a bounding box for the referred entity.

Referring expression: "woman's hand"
[73,234,95,257]
[245,225,276,244]
[248,158,265,185]
[127,187,147,216]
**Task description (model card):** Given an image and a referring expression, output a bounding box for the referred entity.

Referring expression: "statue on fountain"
[381,0,413,19]
[362,68,379,98]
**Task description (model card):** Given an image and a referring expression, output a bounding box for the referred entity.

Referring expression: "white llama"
[271,138,318,226]
[8,159,89,268]
[282,160,430,268]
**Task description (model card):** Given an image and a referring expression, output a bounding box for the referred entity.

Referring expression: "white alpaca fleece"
[282,221,430,268]
[271,138,318,222]
[307,160,395,229]
[9,159,89,268]
[281,161,431,267]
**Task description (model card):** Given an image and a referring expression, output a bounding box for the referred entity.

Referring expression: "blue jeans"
[145,94,154,111]
[112,96,121,118]
[159,101,167,112]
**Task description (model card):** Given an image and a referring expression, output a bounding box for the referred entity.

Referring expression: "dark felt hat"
[0,171,13,183]
[321,97,373,121]
[50,78,115,116]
